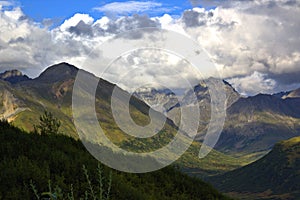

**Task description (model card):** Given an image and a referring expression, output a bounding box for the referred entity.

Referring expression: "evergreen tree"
[35,111,61,135]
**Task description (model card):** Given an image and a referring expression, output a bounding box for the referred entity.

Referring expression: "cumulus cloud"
[227,71,277,96]
[0,1,299,95]
[0,8,162,78]
[0,1,12,10]
[60,13,94,31]
[180,1,300,94]
[100,49,202,92]
[0,8,93,76]
[94,1,165,15]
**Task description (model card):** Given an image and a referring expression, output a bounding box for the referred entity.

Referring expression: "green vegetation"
[218,95,300,156]
[34,110,62,135]
[29,164,112,200]
[0,120,231,199]
[209,136,300,200]
[0,64,246,176]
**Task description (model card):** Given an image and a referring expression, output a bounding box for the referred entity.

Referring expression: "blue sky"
[17,0,193,25]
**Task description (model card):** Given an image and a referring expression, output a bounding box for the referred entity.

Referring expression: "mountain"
[0,63,246,176]
[215,93,300,156]
[134,78,240,132]
[273,87,300,99]
[0,69,31,84]
[1,63,299,199]
[134,78,300,160]
[209,136,300,200]
[133,87,180,113]
[178,79,240,109]
[284,88,300,99]
[35,62,78,83]
[0,79,31,122]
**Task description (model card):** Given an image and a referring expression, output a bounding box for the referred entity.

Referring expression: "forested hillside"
[0,120,231,200]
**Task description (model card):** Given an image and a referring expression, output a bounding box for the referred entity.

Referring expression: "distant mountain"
[134,78,300,159]
[134,78,240,131]
[133,87,179,114]
[0,69,30,84]
[284,88,300,99]
[178,79,240,108]
[0,63,245,176]
[273,87,300,99]
[272,91,290,99]
[216,93,300,156]
[209,136,300,199]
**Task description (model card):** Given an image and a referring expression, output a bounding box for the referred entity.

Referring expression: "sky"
[0,0,299,96]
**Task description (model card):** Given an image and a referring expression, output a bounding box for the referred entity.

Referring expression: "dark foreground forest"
[0,120,231,200]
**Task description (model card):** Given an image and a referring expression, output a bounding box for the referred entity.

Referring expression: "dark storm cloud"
[91,14,160,40]
[105,15,159,35]
[68,20,94,36]
[269,72,300,86]
[182,10,207,27]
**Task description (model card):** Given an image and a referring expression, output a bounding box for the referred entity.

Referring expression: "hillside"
[209,136,300,200]
[134,78,300,160]
[216,94,300,156]
[0,63,246,176]
[0,120,232,200]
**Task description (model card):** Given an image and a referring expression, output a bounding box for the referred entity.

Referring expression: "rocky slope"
[134,79,300,158]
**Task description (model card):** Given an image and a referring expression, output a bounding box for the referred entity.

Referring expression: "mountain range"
[0,62,300,199]
[1,63,300,159]
[132,78,300,199]
[134,78,300,160]
[0,63,247,176]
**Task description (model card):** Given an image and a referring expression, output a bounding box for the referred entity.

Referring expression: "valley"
[0,63,300,199]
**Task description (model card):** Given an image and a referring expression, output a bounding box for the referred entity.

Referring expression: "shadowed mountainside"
[208,136,300,200]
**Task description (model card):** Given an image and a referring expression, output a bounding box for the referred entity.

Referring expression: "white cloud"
[0,9,162,77]
[0,1,12,10]
[100,49,202,92]
[180,2,300,92]
[59,13,94,32]
[0,1,299,95]
[94,1,163,14]
[0,8,93,76]
[153,14,187,36]
[227,71,277,96]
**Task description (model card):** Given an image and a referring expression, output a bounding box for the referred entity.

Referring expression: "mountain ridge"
[0,62,246,176]
[209,136,300,199]
[133,77,300,158]
[0,69,31,84]
[1,63,300,160]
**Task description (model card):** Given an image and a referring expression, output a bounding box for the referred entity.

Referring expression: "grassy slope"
[208,136,300,200]
[216,106,300,157]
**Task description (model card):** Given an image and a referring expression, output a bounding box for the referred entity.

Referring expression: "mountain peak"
[36,62,79,83]
[0,69,30,84]
[0,69,23,78]
[285,88,300,98]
